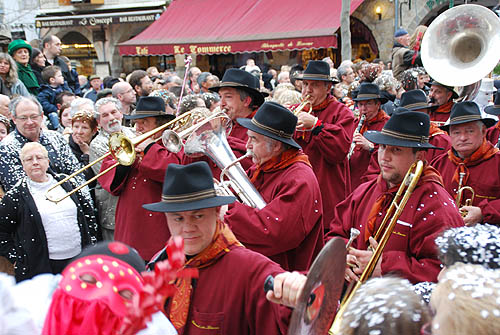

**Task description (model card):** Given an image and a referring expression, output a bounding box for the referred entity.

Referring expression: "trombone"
[45,111,195,203]
[329,160,424,334]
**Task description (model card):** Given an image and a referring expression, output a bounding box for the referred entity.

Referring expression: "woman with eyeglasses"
[0,142,98,282]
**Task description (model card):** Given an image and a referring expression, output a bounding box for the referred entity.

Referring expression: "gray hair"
[197,72,212,87]
[70,97,95,117]
[94,97,122,120]
[337,65,351,80]
[277,71,289,82]
[10,96,42,118]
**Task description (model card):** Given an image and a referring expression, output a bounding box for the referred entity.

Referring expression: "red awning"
[119,0,364,56]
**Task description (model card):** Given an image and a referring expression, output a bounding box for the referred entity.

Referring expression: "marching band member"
[399,89,451,161]
[98,96,181,261]
[427,80,458,123]
[349,82,389,190]
[144,161,306,335]
[224,102,324,271]
[328,109,463,284]
[431,101,500,225]
[293,60,355,227]
[485,88,500,146]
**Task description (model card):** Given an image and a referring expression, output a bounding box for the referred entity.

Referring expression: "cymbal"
[288,238,346,335]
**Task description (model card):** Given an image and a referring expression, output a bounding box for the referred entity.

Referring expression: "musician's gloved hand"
[352,133,374,151]
[461,205,483,226]
[348,237,382,277]
[266,271,306,308]
[296,112,317,130]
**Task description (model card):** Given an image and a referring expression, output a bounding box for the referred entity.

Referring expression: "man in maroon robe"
[182,68,264,177]
[485,89,500,147]
[224,101,324,272]
[361,90,452,183]
[349,82,389,190]
[427,80,458,123]
[292,60,355,227]
[98,96,181,261]
[143,161,308,335]
[328,109,463,284]
[431,101,500,225]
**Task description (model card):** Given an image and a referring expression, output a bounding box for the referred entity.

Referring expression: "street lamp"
[375,6,382,21]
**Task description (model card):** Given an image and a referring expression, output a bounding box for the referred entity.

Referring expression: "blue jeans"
[47,112,60,130]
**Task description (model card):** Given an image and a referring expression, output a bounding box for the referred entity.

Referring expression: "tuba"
[421,4,500,100]
[183,111,267,210]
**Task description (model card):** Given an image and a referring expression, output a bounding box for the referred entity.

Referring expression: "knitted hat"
[394,28,409,37]
[8,39,32,57]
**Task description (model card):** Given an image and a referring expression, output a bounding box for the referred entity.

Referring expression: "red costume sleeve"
[138,143,181,182]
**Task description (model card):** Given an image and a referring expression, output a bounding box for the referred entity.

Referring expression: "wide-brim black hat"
[209,68,265,106]
[353,82,388,104]
[125,96,170,120]
[364,108,440,149]
[237,101,301,149]
[440,101,497,131]
[426,80,459,100]
[484,89,500,116]
[399,89,429,111]
[143,162,235,213]
[295,60,338,83]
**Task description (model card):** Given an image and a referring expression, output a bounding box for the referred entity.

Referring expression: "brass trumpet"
[330,160,424,334]
[290,95,312,116]
[45,111,196,203]
[455,171,475,218]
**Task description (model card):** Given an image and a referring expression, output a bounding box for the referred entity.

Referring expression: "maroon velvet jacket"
[327,169,463,284]
[431,150,500,224]
[163,245,290,335]
[486,125,500,147]
[224,160,324,272]
[99,143,181,260]
[293,98,355,226]
[349,111,388,190]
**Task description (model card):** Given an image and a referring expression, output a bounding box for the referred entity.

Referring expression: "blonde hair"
[431,263,500,335]
[409,25,427,51]
[273,89,301,107]
[20,142,48,161]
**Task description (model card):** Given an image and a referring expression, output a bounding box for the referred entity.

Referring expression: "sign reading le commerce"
[36,12,160,28]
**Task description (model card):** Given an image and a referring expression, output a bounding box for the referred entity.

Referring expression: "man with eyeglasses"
[0,96,86,193]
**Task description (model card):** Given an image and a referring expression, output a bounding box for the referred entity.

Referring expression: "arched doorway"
[61,31,98,77]
[334,17,379,64]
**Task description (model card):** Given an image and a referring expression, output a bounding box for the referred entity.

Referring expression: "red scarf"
[447,139,499,186]
[359,109,389,135]
[250,148,311,183]
[364,163,443,242]
[168,221,242,334]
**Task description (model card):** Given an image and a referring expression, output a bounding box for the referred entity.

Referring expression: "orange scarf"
[364,163,443,242]
[433,101,454,115]
[447,139,499,186]
[250,148,311,183]
[429,122,446,137]
[359,109,389,135]
[169,221,242,333]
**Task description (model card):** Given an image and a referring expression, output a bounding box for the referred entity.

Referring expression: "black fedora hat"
[353,82,388,104]
[125,96,170,120]
[295,60,338,83]
[399,89,429,111]
[364,108,439,149]
[439,101,497,131]
[237,101,301,149]
[143,161,235,213]
[209,68,265,106]
[426,80,459,100]
[484,89,500,116]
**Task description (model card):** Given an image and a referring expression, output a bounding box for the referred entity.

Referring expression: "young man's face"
[378,144,423,188]
[165,207,218,256]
